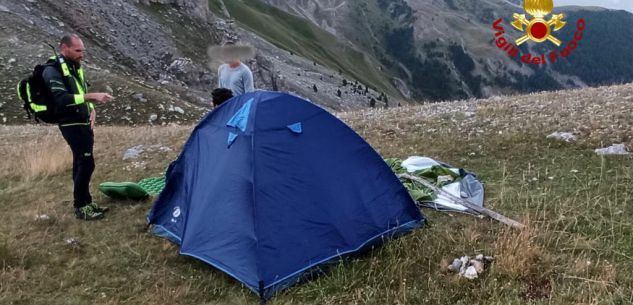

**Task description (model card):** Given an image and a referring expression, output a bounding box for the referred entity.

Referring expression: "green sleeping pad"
[99,182,150,201]
[138,176,166,195]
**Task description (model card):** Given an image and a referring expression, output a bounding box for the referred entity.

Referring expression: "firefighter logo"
[511,0,566,46]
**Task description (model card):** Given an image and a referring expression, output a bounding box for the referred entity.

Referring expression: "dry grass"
[0,127,71,181]
[1,84,633,304]
[493,224,543,278]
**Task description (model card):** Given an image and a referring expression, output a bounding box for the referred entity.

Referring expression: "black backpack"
[16,58,66,124]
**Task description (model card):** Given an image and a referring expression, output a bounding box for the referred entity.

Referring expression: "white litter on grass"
[35,214,50,221]
[65,238,80,245]
[595,143,630,155]
[546,132,577,142]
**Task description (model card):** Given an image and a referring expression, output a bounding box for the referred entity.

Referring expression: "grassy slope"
[209,0,399,97]
[1,84,633,304]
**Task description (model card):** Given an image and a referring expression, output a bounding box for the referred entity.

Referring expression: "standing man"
[43,34,113,220]
[217,43,255,96]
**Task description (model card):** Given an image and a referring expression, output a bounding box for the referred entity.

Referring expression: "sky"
[555,0,633,13]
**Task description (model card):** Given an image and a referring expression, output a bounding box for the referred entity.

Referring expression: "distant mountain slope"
[256,0,633,100]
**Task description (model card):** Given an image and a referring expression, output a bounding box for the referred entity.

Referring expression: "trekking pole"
[398,174,525,229]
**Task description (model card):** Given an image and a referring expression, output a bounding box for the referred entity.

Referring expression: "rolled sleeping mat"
[99,182,150,201]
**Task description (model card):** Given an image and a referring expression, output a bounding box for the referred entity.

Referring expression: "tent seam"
[250,98,264,298]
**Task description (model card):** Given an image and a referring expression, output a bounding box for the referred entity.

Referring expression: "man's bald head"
[60,34,85,63]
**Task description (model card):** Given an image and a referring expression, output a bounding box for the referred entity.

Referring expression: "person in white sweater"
[216,43,255,95]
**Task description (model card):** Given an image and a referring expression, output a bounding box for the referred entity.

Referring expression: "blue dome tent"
[147,91,425,299]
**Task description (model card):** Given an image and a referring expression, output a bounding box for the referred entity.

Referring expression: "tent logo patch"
[172,207,181,221]
[492,0,585,65]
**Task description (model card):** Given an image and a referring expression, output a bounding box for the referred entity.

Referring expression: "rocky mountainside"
[0,0,388,125]
[3,0,633,125]
[256,0,633,100]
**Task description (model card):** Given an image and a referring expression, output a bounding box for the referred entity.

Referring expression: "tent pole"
[398,174,525,229]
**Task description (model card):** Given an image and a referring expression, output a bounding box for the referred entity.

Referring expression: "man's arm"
[42,67,112,107]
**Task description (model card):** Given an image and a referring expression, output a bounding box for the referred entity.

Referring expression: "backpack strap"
[55,55,86,94]
[17,81,33,120]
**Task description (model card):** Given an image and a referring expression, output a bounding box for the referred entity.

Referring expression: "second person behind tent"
[216,42,255,96]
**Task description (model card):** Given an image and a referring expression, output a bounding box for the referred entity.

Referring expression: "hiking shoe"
[75,205,104,221]
[88,202,110,213]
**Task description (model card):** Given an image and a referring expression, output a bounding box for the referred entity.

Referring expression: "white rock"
[123,145,144,160]
[448,259,462,272]
[173,106,185,114]
[65,238,79,245]
[463,266,478,279]
[149,114,158,121]
[8,58,16,64]
[595,144,629,155]
[459,256,470,275]
[470,259,484,273]
[131,93,146,103]
[547,132,576,142]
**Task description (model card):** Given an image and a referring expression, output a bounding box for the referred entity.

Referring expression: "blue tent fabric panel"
[253,101,422,289]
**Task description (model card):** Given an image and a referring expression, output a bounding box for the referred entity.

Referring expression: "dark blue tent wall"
[148,91,425,299]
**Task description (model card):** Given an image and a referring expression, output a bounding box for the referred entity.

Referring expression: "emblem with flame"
[511,0,566,46]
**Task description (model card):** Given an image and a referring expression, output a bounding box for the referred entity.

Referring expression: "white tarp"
[401,156,485,214]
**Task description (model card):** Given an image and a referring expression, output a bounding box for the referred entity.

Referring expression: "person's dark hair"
[212,88,234,106]
[60,34,79,47]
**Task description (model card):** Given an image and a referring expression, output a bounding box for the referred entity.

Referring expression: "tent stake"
[398,174,525,229]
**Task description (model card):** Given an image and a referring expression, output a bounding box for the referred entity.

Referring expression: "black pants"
[59,125,95,209]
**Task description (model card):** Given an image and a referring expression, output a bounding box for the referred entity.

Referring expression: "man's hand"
[85,93,113,104]
[90,108,96,129]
